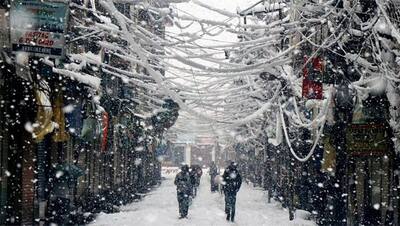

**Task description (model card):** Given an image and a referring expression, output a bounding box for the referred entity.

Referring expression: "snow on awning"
[126,107,150,120]
[53,68,101,90]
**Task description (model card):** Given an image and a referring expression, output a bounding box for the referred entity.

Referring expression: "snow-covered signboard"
[0,9,9,49]
[10,0,69,58]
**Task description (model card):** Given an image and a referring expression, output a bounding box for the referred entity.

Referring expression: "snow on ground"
[91,168,316,226]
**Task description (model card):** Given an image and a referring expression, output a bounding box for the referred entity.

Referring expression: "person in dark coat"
[174,165,192,219]
[222,162,242,222]
[189,165,202,197]
[194,165,202,187]
[209,161,219,192]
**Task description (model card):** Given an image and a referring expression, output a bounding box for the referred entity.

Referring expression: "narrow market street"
[1,0,400,225]
[91,169,316,226]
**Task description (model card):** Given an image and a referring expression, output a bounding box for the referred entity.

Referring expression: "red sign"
[19,31,54,46]
[302,56,323,99]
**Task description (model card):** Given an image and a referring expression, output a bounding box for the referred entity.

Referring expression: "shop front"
[346,122,394,225]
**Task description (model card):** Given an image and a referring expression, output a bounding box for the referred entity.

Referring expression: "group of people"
[174,161,242,222]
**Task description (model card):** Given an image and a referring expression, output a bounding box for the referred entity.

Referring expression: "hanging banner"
[52,92,70,142]
[346,123,389,156]
[101,112,109,152]
[307,56,324,82]
[33,88,55,142]
[0,9,9,49]
[321,135,336,173]
[302,56,323,99]
[10,0,69,58]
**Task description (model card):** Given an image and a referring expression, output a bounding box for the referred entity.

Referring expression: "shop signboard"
[346,123,389,156]
[10,0,69,58]
[0,9,9,49]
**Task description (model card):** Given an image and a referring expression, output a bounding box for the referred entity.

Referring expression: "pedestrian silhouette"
[209,161,219,192]
[190,165,202,197]
[174,165,192,219]
[222,161,242,222]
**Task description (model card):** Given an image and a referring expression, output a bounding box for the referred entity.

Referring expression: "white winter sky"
[166,0,259,143]
[167,0,257,47]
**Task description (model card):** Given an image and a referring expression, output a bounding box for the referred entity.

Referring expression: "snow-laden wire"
[279,86,332,162]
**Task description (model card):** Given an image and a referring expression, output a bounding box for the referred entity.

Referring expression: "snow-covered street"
[1,0,400,224]
[91,170,316,226]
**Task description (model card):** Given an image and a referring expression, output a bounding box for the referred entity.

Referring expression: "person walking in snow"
[222,161,242,222]
[174,165,192,219]
[209,161,219,192]
[189,165,201,197]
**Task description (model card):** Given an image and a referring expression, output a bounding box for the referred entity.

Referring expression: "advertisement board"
[346,123,389,156]
[10,0,69,58]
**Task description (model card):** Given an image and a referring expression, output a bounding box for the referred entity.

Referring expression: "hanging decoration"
[52,92,70,142]
[32,87,55,142]
[101,111,109,152]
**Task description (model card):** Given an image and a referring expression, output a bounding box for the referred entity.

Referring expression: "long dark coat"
[222,165,242,196]
[174,171,192,196]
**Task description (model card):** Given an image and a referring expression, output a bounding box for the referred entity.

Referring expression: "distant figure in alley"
[209,161,219,192]
[222,162,242,222]
[174,165,192,219]
[189,165,202,197]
